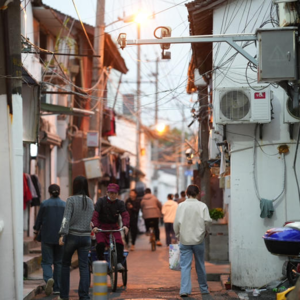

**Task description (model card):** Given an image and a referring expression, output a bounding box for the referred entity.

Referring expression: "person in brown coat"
[141,188,162,246]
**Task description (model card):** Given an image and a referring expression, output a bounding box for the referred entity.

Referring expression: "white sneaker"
[45,278,54,296]
[117,263,125,271]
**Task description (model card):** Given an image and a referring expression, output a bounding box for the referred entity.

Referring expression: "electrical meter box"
[257,27,298,83]
[84,157,102,179]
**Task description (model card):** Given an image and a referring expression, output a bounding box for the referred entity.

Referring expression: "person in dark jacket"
[33,184,65,296]
[125,189,140,251]
[92,183,130,271]
[178,190,186,204]
[141,188,162,246]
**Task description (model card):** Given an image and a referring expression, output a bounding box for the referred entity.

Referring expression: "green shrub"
[209,208,224,220]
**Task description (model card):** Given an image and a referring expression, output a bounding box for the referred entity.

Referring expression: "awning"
[41,103,94,116]
[39,130,62,147]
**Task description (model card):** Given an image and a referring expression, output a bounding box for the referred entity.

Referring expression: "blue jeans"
[41,242,63,292]
[60,234,91,300]
[179,242,209,295]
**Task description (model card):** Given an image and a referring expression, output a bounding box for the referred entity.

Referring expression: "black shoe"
[180,293,188,297]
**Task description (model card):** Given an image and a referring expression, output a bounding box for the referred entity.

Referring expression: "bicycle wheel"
[151,234,156,251]
[110,250,118,292]
[122,260,128,287]
[287,261,300,285]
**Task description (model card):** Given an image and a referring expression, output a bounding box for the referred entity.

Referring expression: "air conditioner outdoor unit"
[214,87,271,125]
[283,96,300,123]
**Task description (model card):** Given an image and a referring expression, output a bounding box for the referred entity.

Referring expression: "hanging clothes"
[30,174,41,206]
[25,173,38,199]
[102,109,116,137]
[101,156,111,176]
[23,173,32,210]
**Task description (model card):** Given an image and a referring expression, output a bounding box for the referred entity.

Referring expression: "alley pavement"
[30,228,272,299]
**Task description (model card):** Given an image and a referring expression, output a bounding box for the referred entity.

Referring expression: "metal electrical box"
[257,27,297,83]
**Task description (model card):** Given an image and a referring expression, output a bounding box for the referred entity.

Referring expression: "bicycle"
[88,228,128,292]
[149,226,156,251]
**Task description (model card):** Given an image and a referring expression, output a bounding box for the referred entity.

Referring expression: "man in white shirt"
[173,184,212,298]
[162,194,178,246]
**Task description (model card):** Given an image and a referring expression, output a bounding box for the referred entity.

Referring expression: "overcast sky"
[43,0,197,132]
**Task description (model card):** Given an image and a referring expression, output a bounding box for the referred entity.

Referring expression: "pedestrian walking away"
[173,184,212,298]
[92,183,129,271]
[33,184,65,296]
[125,189,140,251]
[174,193,179,203]
[58,176,94,300]
[141,188,163,246]
[177,190,186,204]
[162,194,178,246]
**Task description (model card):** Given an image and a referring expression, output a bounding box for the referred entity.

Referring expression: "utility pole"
[152,57,159,194]
[0,1,23,299]
[89,0,105,199]
[198,85,211,208]
[180,105,186,192]
[136,23,141,176]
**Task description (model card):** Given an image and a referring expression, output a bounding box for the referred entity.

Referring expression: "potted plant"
[209,208,224,221]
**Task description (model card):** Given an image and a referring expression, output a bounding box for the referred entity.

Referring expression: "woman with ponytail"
[59,176,94,300]
[33,184,66,296]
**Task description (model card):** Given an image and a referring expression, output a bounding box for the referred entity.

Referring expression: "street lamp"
[156,123,166,134]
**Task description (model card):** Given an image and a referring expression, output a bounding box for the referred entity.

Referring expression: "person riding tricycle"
[92,183,129,271]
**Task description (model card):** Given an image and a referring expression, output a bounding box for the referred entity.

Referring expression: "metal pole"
[155,57,159,126]
[136,23,141,175]
[153,57,159,194]
[93,261,108,299]
[180,105,185,191]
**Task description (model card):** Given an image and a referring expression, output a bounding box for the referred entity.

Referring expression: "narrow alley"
[30,229,236,300]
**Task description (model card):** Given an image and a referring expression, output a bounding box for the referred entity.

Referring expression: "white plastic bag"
[169,244,181,271]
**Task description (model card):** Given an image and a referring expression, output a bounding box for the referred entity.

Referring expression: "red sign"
[254,92,266,99]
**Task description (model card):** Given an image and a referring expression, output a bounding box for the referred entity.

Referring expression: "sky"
[42,0,198,134]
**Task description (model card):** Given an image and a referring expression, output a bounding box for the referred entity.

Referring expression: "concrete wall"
[212,0,299,287]
[0,95,24,300]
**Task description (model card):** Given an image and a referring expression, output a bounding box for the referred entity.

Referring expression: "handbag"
[169,244,181,271]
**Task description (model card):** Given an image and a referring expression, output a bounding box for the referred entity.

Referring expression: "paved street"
[33,228,240,299]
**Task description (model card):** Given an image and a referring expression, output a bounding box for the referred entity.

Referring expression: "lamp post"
[136,22,141,175]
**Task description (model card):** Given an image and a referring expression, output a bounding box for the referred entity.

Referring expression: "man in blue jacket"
[33,184,65,296]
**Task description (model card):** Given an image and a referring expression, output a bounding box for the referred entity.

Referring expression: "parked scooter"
[263,221,300,285]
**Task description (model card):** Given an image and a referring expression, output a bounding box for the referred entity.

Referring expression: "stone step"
[29,246,41,254]
[23,254,42,278]
[23,237,40,255]
[23,252,79,300]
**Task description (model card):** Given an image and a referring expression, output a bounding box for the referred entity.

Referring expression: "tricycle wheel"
[122,260,127,287]
[110,250,118,292]
[287,261,299,285]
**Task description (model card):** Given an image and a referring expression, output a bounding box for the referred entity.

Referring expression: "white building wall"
[157,171,177,204]
[109,117,137,168]
[212,0,299,287]
[0,95,23,300]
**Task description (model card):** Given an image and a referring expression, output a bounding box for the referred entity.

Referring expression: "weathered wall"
[213,0,299,287]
